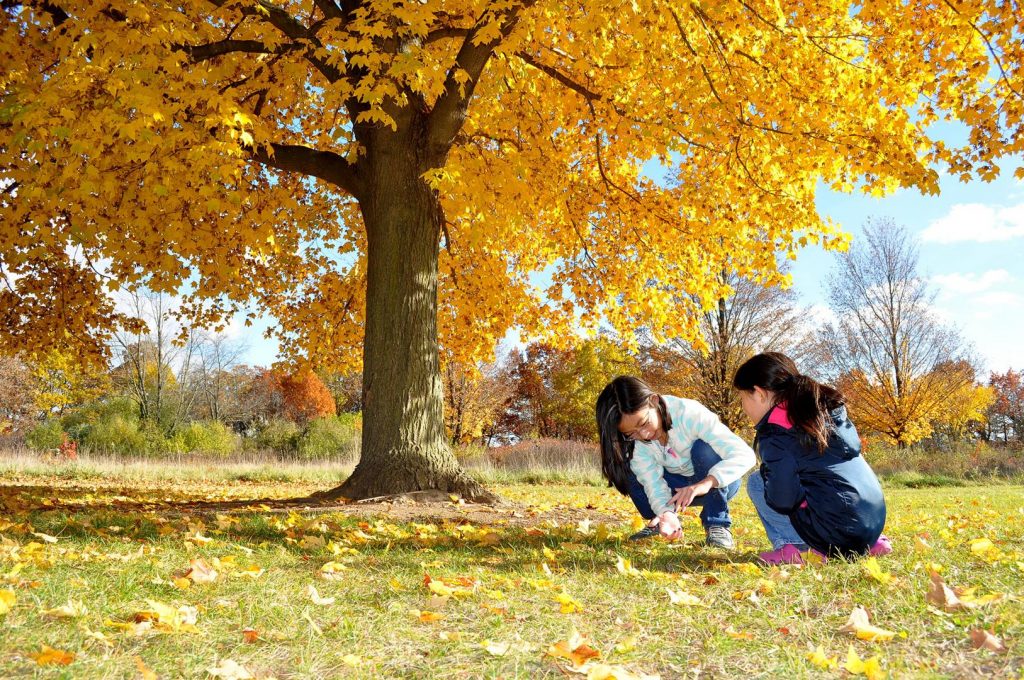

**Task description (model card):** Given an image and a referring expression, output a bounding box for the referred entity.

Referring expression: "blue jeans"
[746,470,808,550]
[627,439,740,529]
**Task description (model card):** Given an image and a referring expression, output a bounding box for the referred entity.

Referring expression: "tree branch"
[252,143,363,199]
[425,1,535,161]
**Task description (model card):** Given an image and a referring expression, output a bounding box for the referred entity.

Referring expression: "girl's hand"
[671,477,716,511]
[657,511,682,540]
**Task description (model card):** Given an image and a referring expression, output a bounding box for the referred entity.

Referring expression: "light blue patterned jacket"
[629,395,755,517]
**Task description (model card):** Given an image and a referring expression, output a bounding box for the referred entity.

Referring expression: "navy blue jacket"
[755,403,886,557]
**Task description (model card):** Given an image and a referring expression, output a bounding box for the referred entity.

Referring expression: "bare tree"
[194,331,249,422]
[820,219,975,446]
[110,291,201,431]
[642,270,821,431]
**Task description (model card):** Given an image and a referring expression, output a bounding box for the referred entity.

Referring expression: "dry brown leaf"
[969,629,1008,654]
[926,572,972,612]
[29,645,75,666]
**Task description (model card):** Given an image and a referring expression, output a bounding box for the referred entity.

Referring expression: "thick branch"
[516,52,602,100]
[252,143,363,199]
[425,2,534,161]
[178,39,279,62]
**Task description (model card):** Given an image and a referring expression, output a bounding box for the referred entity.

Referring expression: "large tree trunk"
[318,131,494,502]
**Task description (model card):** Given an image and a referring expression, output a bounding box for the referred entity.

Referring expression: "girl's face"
[739,386,774,424]
[618,395,662,442]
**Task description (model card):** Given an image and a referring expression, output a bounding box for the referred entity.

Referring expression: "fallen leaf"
[482,640,510,656]
[843,645,885,679]
[926,571,972,612]
[242,627,260,643]
[554,592,583,614]
[412,609,444,623]
[41,599,88,619]
[29,645,75,666]
[614,635,637,653]
[861,557,893,585]
[185,558,219,584]
[306,584,335,606]
[666,588,703,606]
[206,658,254,679]
[341,654,363,666]
[806,645,838,670]
[547,632,601,667]
[615,556,641,576]
[32,532,58,543]
[319,562,347,580]
[839,606,896,642]
[914,536,931,553]
[0,589,16,615]
[724,626,755,640]
[135,656,158,680]
[969,629,1008,654]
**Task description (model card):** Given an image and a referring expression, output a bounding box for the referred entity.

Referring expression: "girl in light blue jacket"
[596,376,755,549]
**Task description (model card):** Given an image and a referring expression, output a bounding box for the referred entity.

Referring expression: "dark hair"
[732,352,845,452]
[595,376,673,495]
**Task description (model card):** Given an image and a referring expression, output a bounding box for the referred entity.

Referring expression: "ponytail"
[595,376,671,494]
[733,352,845,452]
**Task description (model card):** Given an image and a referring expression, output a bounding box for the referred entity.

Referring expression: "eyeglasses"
[620,406,656,441]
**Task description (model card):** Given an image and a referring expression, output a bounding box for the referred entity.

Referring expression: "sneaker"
[628,525,660,541]
[868,535,892,557]
[758,543,827,565]
[705,526,734,550]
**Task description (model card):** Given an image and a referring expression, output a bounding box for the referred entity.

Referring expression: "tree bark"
[316,128,495,503]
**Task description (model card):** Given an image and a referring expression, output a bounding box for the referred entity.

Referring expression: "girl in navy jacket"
[733,352,891,564]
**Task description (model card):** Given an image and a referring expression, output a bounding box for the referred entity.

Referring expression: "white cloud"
[974,290,1024,309]
[932,269,1013,295]
[921,202,1024,243]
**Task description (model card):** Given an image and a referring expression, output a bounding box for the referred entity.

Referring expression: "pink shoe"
[758,544,806,565]
[868,535,892,557]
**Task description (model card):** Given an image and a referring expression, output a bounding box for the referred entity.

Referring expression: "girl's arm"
[630,445,675,517]
[691,402,756,487]
[759,437,806,513]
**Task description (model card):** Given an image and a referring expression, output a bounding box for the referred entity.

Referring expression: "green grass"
[1,464,1023,678]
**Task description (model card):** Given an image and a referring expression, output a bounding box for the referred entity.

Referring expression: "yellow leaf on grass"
[0,589,16,615]
[341,654,363,666]
[969,538,995,555]
[428,581,456,597]
[319,561,347,580]
[861,557,893,585]
[554,592,584,614]
[806,645,838,670]
[41,599,88,618]
[843,645,885,679]
[614,635,638,653]
[615,556,640,576]
[666,588,703,606]
[29,645,75,666]
[839,606,897,642]
[914,536,931,553]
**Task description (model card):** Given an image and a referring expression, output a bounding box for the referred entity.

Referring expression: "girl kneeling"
[733,352,891,564]
[596,376,755,549]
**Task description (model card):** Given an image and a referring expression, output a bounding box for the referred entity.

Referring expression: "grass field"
[1,457,1022,678]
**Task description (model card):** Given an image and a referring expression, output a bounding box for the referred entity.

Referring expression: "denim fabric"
[746,470,808,550]
[627,439,739,528]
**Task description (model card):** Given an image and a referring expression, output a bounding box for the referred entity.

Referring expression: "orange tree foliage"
[1,1,1021,496]
[261,368,337,423]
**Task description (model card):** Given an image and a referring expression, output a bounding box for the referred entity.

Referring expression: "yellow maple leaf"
[861,557,893,584]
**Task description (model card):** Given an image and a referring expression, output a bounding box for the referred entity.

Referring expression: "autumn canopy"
[1,0,1020,498]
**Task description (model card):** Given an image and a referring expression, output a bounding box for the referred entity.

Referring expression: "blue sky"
[239,165,1023,376]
